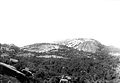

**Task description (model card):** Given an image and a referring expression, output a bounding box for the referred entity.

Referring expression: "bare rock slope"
[56,38,104,53]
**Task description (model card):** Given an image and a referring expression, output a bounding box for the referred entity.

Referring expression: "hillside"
[22,43,72,53]
[22,38,104,54]
[56,38,104,53]
[21,43,81,58]
[21,38,105,58]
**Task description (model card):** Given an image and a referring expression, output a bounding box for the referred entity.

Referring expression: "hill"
[55,38,104,53]
[21,43,83,58]
[22,43,72,53]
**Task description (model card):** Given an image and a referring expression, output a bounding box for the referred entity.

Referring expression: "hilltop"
[56,38,104,53]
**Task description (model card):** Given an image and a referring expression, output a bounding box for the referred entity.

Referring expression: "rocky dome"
[56,38,104,53]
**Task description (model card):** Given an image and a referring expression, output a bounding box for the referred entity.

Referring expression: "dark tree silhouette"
[0,62,29,83]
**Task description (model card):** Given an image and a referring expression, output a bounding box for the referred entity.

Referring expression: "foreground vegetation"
[0,43,120,83]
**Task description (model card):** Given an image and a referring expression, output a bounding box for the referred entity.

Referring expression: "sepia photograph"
[0,0,120,83]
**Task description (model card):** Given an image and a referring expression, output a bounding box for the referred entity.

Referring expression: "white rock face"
[22,38,103,53]
[56,38,102,53]
[22,43,60,53]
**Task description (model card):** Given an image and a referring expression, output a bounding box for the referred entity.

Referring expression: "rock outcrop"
[56,38,104,53]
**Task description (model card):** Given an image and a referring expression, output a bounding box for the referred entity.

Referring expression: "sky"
[0,0,120,47]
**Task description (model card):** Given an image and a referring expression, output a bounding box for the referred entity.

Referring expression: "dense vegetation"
[0,43,120,83]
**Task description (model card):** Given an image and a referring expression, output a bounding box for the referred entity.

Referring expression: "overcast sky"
[0,0,120,47]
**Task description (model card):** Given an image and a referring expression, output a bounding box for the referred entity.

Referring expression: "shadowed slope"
[0,62,29,83]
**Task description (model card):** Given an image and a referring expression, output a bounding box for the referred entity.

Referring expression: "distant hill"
[21,43,82,58]
[55,38,104,53]
[105,46,120,53]
[22,38,104,53]
[104,45,120,57]
[22,43,70,53]
[18,38,107,59]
